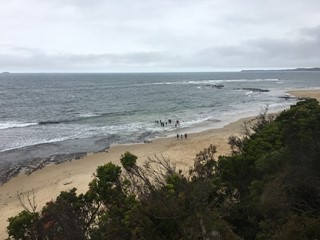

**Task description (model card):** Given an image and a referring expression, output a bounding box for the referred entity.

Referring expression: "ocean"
[0,71,320,167]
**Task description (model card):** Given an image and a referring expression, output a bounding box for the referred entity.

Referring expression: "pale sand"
[1,89,319,238]
[287,89,320,101]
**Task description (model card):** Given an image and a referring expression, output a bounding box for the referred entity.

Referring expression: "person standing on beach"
[185,133,187,139]
[177,133,179,139]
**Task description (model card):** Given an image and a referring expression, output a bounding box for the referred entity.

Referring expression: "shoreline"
[0,89,319,238]
[0,115,251,238]
[0,104,289,185]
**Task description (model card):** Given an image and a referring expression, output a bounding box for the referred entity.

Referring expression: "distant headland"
[241,67,320,72]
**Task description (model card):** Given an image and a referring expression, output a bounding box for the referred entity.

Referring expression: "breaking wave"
[0,122,38,130]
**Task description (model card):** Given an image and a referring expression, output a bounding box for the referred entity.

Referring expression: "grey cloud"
[2,26,320,72]
[0,50,182,72]
[247,25,320,61]
[186,25,320,69]
[1,0,320,71]
[299,25,320,40]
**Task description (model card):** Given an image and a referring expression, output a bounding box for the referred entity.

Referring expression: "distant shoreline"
[241,67,320,72]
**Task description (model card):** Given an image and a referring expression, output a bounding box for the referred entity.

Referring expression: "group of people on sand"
[176,133,188,140]
[155,119,187,139]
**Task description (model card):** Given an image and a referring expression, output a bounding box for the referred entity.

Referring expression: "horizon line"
[1,67,319,74]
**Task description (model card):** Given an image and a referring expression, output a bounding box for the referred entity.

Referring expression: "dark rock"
[0,152,87,185]
[237,88,270,92]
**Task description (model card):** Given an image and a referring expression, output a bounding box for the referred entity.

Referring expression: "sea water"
[0,71,320,165]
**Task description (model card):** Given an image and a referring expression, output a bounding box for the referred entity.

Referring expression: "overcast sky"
[1,0,320,72]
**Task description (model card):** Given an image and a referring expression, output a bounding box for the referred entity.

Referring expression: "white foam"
[149,78,280,86]
[221,78,279,83]
[0,121,38,130]
[77,112,100,118]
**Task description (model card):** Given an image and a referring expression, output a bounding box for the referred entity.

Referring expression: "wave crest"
[0,121,38,130]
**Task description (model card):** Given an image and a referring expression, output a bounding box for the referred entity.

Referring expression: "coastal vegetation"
[7,99,320,240]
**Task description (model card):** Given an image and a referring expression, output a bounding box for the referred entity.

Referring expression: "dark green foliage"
[89,162,123,205]
[191,144,217,178]
[88,162,138,239]
[271,214,320,240]
[7,99,320,240]
[217,99,320,239]
[39,188,100,239]
[7,211,39,240]
[120,151,138,172]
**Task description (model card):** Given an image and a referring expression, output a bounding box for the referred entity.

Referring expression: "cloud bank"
[1,0,320,72]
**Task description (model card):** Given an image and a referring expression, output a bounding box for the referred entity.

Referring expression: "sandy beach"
[0,89,319,238]
[287,89,320,101]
